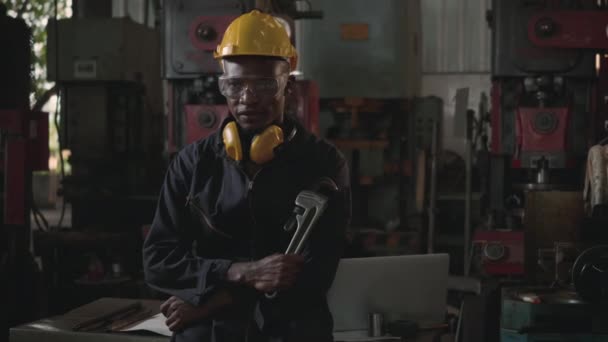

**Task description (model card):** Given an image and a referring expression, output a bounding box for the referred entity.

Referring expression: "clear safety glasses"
[218,75,288,101]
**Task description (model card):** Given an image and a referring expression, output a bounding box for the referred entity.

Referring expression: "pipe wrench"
[282,190,329,255]
[265,179,337,298]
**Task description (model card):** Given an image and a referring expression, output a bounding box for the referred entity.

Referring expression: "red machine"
[527,11,608,50]
[163,1,240,151]
[0,110,48,226]
[184,105,231,144]
[515,107,570,166]
[490,0,608,179]
[525,9,608,153]
[473,230,525,276]
[187,15,237,52]
[486,0,608,277]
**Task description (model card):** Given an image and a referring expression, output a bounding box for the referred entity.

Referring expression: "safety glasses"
[218,75,288,101]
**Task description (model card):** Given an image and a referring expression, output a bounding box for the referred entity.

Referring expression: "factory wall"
[422,0,491,73]
[111,0,156,27]
[296,0,421,98]
[421,0,492,157]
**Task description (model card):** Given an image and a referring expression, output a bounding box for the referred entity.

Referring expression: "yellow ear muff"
[222,122,285,164]
[250,125,284,164]
[222,121,243,161]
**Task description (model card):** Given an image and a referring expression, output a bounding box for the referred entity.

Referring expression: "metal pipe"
[588,145,607,213]
[427,120,438,254]
[464,110,473,276]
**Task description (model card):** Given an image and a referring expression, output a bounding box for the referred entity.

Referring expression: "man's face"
[220,56,291,132]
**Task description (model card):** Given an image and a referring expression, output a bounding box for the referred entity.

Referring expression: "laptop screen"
[327,254,449,331]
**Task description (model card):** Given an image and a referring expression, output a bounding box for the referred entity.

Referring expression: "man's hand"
[227,254,304,292]
[160,296,207,332]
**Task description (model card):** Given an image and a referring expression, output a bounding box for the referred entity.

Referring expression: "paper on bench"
[120,313,172,337]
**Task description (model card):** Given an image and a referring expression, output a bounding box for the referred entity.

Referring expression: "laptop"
[327,254,450,332]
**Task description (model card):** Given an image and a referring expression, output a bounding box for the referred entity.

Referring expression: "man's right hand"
[160,291,235,332]
[227,254,304,293]
[160,296,207,332]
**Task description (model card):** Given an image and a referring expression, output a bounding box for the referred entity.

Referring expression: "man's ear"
[285,75,296,96]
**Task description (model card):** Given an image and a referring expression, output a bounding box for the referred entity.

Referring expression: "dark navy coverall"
[143,118,351,342]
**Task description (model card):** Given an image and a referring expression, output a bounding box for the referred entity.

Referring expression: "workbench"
[10,298,168,342]
[10,298,451,342]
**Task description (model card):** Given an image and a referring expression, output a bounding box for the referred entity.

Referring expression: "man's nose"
[239,86,258,104]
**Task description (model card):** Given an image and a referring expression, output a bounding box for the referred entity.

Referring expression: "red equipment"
[184,104,230,144]
[0,110,48,225]
[516,107,569,156]
[490,2,608,170]
[473,230,525,276]
[528,11,608,50]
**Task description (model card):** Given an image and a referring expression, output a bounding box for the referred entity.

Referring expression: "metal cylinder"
[536,166,550,184]
[368,313,384,337]
[112,262,123,277]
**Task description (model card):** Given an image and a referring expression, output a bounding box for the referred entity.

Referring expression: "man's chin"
[236,119,267,133]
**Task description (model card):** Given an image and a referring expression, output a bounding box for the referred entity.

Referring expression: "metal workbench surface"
[10,298,168,342]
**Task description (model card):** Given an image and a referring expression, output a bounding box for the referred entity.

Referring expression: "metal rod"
[427,120,438,254]
[294,209,321,254]
[464,110,473,276]
[285,221,306,254]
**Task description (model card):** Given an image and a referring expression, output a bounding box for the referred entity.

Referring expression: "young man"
[143,10,351,342]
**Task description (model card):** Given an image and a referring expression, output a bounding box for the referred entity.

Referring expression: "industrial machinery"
[499,246,608,341]
[483,0,608,280]
[295,0,421,240]
[572,245,608,302]
[472,230,525,276]
[500,286,607,341]
[490,0,601,190]
[47,16,164,228]
[162,0,322,153]
[35,8,166,314]
[482,3,608,340]
[0,5,49,341]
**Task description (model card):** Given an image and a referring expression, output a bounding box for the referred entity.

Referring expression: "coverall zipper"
[185,196,234,239]
[232,161,264,261]
[232,161,267,341]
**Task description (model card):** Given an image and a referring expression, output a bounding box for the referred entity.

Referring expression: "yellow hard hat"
[214,10,298,71]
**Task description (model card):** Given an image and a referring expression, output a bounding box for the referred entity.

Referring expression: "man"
[143,10,351,342]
